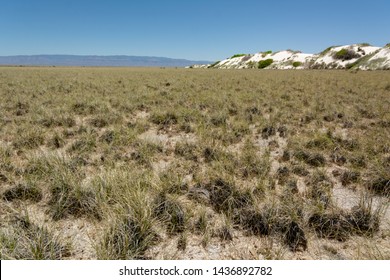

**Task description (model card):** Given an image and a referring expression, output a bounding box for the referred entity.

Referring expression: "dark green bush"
[333,49,360,60]
[292,61,302,67]
[258,59,273,69]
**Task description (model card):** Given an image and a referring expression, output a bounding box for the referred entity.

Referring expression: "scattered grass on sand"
[0,67,389,259]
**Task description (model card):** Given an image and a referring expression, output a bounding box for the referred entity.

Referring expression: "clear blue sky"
[1,0,389,61]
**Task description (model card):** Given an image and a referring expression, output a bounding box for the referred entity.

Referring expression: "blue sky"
[1,0,389,61]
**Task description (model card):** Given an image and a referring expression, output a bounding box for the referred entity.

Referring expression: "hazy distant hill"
[191,43,390,70]
[0,55,212,67]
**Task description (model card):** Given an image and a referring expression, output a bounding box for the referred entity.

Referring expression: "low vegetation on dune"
[0,67,389,260]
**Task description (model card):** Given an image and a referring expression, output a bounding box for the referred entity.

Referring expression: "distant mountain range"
[190,43,390,70]
[0,55,212,67]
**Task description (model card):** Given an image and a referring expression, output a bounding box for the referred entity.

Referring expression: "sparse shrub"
[333,49,360,60]
[292,61,302,68]
[258,59,273,69]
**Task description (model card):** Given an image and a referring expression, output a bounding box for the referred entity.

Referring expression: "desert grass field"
[0,67,389,260]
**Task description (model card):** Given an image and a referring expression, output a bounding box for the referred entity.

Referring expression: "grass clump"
[308,211,352,241]
[150,111,178,128]
[2,184,42,202]
[98,215,157,259]
[368,177,389,197]
[309,203,381,241]
[153,192,186,234]
[307,171,333,207]
[0,215,70,259]
[284,221,307,252]
[294,150,326,167]
[131,140,163,167]
[49,180,102,221]
[13,130,45,150]
[239,140,270,178]
[240,209,270,235]
[98,187,158,259]
[45,161,101,220]
[174,141,198,161]
[230,54,246,59]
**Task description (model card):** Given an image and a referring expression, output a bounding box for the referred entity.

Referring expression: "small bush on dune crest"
[230,54,246,59]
